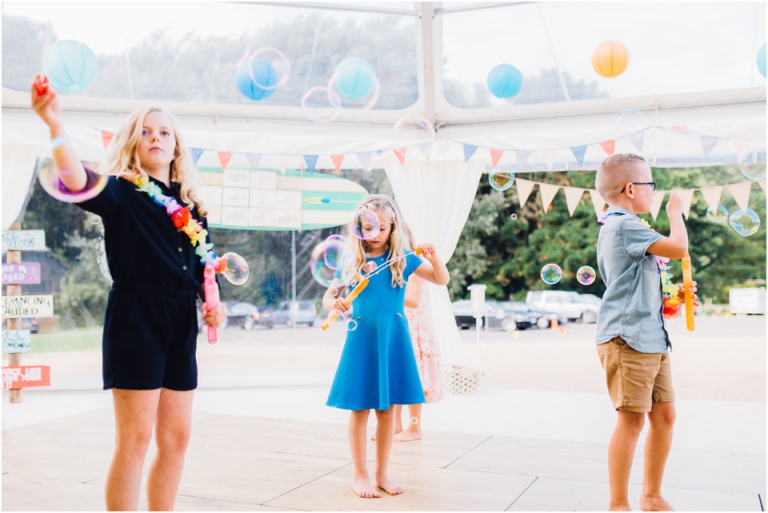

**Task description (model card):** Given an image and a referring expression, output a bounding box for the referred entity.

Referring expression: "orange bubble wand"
[682,253,695,331]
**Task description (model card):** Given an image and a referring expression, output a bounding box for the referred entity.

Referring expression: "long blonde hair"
[347,194,409,288]
[101,105,207,216]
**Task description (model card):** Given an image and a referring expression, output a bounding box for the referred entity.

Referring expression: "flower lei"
[126,174,227,273]
[637,218,682,319]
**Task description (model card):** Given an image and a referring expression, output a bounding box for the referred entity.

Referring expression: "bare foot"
[376,475,403,495]
[394,427,422,442]
[640,494,674,511]
[352,476,381,499]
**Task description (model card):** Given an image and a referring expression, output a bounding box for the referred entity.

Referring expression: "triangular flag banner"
[650,191,666,220]
[677,189,694,220]
[539,183,560,212]
[437,140,453,154]
[563,187,585,216]
[733,140,750,163]
[699,135,719,157]
[356,152,372,171]
[544,150,556,171]
[699,186,723,211]
[515,178,536,208]
[490,149,504,168]
[628,131,645,151]
[101,131,114,149]
[589,189,606,218]
[393,147,407,166]
[758,179,766,192]
[218,151,233,172]
[599,140,615,156]
[516,150,530,170]
[190,147,204,165]
[728,181,752,211]
[463,143,478,162]
[419,142,434,159]
[303,155,318,174]
[276,155,290,174]
[330,154,344,173]
[246,153,261,171]
[570,145,587,167]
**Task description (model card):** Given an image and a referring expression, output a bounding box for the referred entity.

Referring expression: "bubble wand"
[33,74,49,96]
[682,253,695,331]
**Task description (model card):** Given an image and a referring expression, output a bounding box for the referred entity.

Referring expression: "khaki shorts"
[597,336,675,413]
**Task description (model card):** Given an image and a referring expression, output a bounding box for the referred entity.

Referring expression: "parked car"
[273,300,318,327]
[497,301,535,330]
[525,290,599,323]
[452,299,515,331]
[504,301,568,329]
[225,302,275,330]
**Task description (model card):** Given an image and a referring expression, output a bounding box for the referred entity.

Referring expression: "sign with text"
[2,295,54,318]
[2,366,50,390]
[2,330,31,353]
[2,263,42,285]
[2,230,46,252]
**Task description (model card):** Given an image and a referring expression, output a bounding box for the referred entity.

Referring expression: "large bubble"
[576,266,596,285]
[350,208,381,240]
[393,115,435,139]
[221,252,249,285]
[301,86,341,123]
[247,47,291,91]
[739,163,766,181]
[36,141,108,203]
[489,165,515,191]
[706,205,728,223]
[327,62,380,111]
[541,264,562,285]
[310,237,356,287]
[729,209,761,237]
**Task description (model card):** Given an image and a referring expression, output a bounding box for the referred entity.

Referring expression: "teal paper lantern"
[487,64,523,99]
[236,58,278,101]
[758,43,766,78]
[43,40,99,93]
[332,58,376,100]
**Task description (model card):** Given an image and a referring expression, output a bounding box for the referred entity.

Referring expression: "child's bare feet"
[352,475,381,498]
[376,474,403,495]
[640,494,674,511]
[394,427,421,442]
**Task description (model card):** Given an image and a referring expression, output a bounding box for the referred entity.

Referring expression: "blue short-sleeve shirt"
[595,206,671,353]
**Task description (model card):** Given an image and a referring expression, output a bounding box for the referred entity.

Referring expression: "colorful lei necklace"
[125,174,227,273]
[637,219,682,319]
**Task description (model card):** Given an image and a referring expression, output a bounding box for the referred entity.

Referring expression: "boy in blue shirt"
[595,154,695,511]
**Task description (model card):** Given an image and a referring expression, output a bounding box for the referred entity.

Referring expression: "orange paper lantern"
[591,40,630,78]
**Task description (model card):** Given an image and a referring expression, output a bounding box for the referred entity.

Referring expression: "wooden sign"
[2,263,42,285]
[2,295,54,318]
[2,366,50,390]
[1,230,46,252]
[2,330,31,353]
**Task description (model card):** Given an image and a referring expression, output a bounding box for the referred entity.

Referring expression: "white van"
[525,290,599,323]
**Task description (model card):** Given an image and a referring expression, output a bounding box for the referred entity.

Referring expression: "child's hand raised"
[666,191,684,218]
[30,78,63,130]
[417,243,438,262]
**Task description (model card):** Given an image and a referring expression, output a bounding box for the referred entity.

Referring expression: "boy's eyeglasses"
[620,182,656,193]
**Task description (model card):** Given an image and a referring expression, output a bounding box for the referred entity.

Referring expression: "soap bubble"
[739,163,766,181]
[510,213,518,220]
[327,62,380,111]
[247,47,291,91]
[393,115,435,139]
[301,86,342,123]
[706,205,728,223]
[310,238,356,287]
[489,165,515,191]
[36,141,108,203]
[576,266,596,285]
[221,252,250,285]
[729,209,761,237]
[350,208,381,240]
[347,317,358,332]
[364,261,378,274]
[541,264,562,285]
[610,109,646,130]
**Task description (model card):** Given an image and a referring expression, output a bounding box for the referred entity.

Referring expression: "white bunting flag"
[544,150,556,171]
[515,178,536,208]
[650,191,666,220]
[356,152,372,171]
[589,189,606,218]
[728,181,752,211]
[733,140,751,163]
[677,189,694,219]
[758,180,766,193]
[539,183,560,211]
[563,187,585,216]
[699,186,723,211]
[436,140,453,154]
[419,142,434,160]
[276,155,291,174]
[516,150,530,171]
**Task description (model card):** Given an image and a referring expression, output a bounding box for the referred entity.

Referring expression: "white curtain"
[2,143,44,229]
[385,159,484,366]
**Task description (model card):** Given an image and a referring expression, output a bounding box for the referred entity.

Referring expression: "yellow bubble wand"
[682,253,695,331]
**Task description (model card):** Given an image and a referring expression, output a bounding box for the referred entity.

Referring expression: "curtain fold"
[3,143,43,229]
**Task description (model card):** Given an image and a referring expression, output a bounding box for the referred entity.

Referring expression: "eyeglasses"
[620,182,656,193]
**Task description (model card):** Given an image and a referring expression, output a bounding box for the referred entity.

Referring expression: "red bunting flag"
[490,149,504,168]
[393,147,406,166]
[101,131,114,149]
[600,140,615,156]
[330,154,344,173]
[218,152,233,172]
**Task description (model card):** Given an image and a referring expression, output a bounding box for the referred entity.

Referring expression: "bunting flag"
[515,178,536,208]
[515,150,530,170]
[246,153,261,171]
[628,131,645,151]
[677,189,694,219]
[700,135,719,158]
[356,152,372,171]
[190,147,205,165]
[303,154,318,174]
[544,150,556,171]
[589,189,606,218]
[699,186,723,211]
[563,187,585,216]
[650,191,666,220]
[758,180,766,193]
[490,148,504,168]
[218,151,233,172]
[539,183,560,211]
[733,140,750,163]
[276,155,291,174]
[101,131,114,149]
[419,142,434,159]
[330,154,344,173]
[436,140,453,154]
[599,140,615,156]
[571,145,587,167]
[393,147,407,166]
[463,143,478,162]
[728,181,752,211]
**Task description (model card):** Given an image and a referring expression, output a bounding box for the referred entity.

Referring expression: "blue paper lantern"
[758,43,766,78]
[236,58,278,101]
[43,40,99,93]
[332,58,376,100]
[487,64,523,99]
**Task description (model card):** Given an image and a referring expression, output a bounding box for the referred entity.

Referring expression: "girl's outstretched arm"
[413,243,449,286]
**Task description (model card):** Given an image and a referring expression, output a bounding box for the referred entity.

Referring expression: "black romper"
[78,170,211,391]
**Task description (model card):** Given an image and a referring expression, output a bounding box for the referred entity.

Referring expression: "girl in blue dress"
[323,194,449,499]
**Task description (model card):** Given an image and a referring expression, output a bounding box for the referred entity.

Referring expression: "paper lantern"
[591,40,630,78]
[43,40,99,93]
[235,58,278,101]
[332,58,376,100]
[487,64,523,98]
[758,43,766,78]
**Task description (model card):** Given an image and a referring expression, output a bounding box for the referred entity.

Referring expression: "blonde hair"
[347,194,409,288]
[595,153,649,204]
[399,221,417,251]
[101,105,207,216]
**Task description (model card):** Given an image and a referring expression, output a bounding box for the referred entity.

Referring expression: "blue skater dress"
[326,251,427,411]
